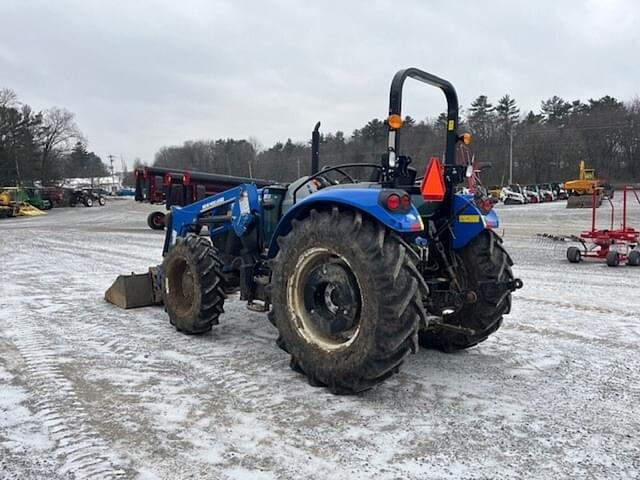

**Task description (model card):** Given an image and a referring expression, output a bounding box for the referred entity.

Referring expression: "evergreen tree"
[495,94,520,132]
[468,95,495,140]
[540,96,571,124]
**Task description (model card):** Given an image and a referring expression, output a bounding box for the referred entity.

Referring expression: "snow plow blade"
[105,267,162,309]
[566,194,602,209]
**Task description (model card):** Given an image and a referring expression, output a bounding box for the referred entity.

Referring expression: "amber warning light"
[421,157,446,202]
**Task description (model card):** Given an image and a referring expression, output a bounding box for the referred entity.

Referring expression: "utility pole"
[508,128,514,185]
[108,154,116,194]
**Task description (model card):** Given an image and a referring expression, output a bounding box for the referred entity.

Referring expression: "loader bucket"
[105,267,162,309]
[566,194,602,209]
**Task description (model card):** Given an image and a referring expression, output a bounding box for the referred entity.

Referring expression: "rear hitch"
[477,278,523,307]
[426,287,478,316]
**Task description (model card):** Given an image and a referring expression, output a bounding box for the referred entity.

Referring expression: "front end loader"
[106,67,523,394]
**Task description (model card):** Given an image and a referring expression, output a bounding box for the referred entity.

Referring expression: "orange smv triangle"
[421,157,446,202]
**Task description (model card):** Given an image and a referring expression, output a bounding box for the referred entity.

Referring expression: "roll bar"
[387,68,459,167]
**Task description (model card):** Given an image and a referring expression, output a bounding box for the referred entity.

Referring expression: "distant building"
[62,172,125,194]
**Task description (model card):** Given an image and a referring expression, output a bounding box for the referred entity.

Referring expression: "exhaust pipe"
[311,121,321,175]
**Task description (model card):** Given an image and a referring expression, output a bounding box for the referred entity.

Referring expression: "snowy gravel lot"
[1,196,639,479]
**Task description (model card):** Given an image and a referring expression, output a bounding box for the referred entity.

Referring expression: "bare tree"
[39,107,83,184]
[247,136,263,178]
[0,88,19,108]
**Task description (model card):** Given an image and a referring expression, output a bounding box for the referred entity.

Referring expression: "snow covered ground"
[1,197,639,479]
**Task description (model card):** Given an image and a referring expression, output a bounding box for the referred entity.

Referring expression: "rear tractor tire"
[271,208,428,394]
[84,196,93,207]
[419,230,515,353]
[147,211,166,230]
[567,246,582,263]
[161,233,226,334]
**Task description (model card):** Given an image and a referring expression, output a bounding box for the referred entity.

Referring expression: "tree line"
[0,88,108,186]
[4,86,638,188]
[154,94,640,186]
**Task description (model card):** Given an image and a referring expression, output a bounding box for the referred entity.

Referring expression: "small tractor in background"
[106,68,523,394]
[524,185,544,203]
[551,182,568,200]
[68,188,107,207]
[500,184,528,205]
[565,160,613,208]
[538,183,556,202]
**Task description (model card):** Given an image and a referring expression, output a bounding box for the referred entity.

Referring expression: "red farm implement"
[566,186,640,266]
[134,166,271,230]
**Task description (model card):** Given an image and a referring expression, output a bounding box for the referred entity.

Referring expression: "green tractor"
[24,187,54,210]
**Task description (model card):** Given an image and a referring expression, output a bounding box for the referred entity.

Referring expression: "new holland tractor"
[106,67,522,394]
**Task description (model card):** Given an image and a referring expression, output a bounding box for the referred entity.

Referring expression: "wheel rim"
[165,257,195,316]
[153,213,163,227]
[288,247,362,351]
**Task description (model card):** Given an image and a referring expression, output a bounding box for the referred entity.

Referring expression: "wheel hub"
[289,248,362,350]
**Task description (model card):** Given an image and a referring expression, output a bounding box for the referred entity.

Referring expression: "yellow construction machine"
[565,161,607,208]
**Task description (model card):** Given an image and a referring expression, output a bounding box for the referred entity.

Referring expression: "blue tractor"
[106,67,522,394]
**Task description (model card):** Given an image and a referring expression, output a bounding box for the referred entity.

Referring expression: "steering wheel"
[311,176,334,189]
[319,166,357,184]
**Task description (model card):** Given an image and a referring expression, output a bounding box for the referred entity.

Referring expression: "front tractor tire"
[271,208,428,394]
[161,234,226,334]
[420,230,515,352]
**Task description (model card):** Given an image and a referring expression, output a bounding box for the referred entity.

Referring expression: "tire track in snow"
[505,321,638,352]
[63,304,292,412]
[517,294,637,318]
[9,333,130,479]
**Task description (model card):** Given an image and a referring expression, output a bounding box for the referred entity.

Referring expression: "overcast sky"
[1,0,638,167]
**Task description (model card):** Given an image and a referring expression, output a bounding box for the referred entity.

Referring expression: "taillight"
[386,194,401,210]
[380,190,412,213]
[401,194,411,209]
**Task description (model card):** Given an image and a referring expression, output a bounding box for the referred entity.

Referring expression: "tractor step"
[105,267,162,309]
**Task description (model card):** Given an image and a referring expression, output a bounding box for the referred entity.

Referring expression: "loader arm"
[163,184,261,255]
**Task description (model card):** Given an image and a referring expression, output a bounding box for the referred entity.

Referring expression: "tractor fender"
[451,194,499,250]
[267,187,423,258]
